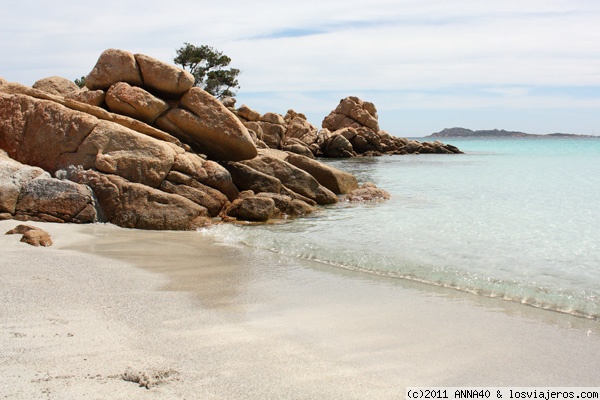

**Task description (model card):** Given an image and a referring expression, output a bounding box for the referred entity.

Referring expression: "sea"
[201,137,600,320]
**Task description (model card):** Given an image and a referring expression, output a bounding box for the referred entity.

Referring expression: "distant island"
[427,127,597,138]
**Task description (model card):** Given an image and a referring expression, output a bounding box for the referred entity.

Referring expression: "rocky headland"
[428,127,597,138]
[1,49,461,231]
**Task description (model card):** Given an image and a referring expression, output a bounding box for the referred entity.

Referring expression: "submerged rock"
[346,182,391,203]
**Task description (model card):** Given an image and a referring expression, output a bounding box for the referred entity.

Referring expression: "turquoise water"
[203,137,600,319]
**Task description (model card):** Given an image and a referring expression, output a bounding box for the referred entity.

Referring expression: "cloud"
[1,0,600,135]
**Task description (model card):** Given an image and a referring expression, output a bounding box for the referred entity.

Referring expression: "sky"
[2,0,600,137]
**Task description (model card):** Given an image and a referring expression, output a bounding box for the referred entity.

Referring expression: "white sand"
[1,219,599,399]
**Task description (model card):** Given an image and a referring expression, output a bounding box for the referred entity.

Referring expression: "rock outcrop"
[0,48,441,229]
[233,97,462,158]
[323,96,380,132]
[1,49,384,228]
[319,97,462,157]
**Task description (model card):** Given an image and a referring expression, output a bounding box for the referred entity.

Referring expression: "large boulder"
[105,82,169,124]
[157,87,257,161]
[1,151,97,223]
[85,49,144,90]
[0,92,99,171]
[320,134,356,158]
[59,120,179,189]
[241,155,338,205]
[234,196,276,222]
[171,152,239,201]
[69,169,209,230]
[15,177,97,223]
[0,151,47,215]
[134,53,195,97]
[285,153,358,194]
[236,104,261,121]
[159,179,227,217]
[221,161,284,194]
[32,76,79,96]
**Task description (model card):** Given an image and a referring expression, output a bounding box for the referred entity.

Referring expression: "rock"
[284,109,318,147]
[154,108,202,146]
[5,224,53,247]
[405,140,423,153]
[22,228,53,246]
[60,120,179,189]
[241,155,338,205]
[257,121,285,149]
[282,138,314,158]
[14,177,97,223]
[221,161,284,194]
[320,97,389,156]
[105,82,169,124]
[158,87,257,161]
[0,139,97,224]
[221,97,236,108]
[159,179,227,217]
[171,153,239,201]
[0,49,402,229]
[134,53,195,97]
[32,76,79,96]
[0,93,98,170]
[1,82,182,147]
[85,49,144,91]
[234,196,276,222]
[255,192,315,218]
[346,182,391,202]
[0,151,48,215]
[66,89,106,107]
[323,96,379,132]
[69,169,209,230]
[237,104,261,121]
[1,92,180,189]
[351,128,383,153]
[320,134,356,158]
[285,153,358,194]
[260,112,285,125]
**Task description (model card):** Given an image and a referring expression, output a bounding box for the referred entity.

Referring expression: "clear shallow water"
[203,137,600,319]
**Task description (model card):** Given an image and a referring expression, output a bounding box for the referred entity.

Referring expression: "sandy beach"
[1,219,599,399]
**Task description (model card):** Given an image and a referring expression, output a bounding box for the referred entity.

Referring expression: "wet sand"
[1,219,599,399]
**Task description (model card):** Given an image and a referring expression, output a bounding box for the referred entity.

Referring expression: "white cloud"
[1,0,600,134]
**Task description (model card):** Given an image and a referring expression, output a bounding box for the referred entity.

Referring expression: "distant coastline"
[426,127,598,138]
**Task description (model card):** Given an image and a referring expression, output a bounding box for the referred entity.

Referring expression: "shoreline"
[2,219,599,398]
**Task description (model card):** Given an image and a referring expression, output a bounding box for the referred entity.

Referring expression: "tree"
[74,76,86,89]
[174,43,240,99]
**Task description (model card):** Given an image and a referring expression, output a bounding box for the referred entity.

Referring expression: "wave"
[199,224,600,320]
